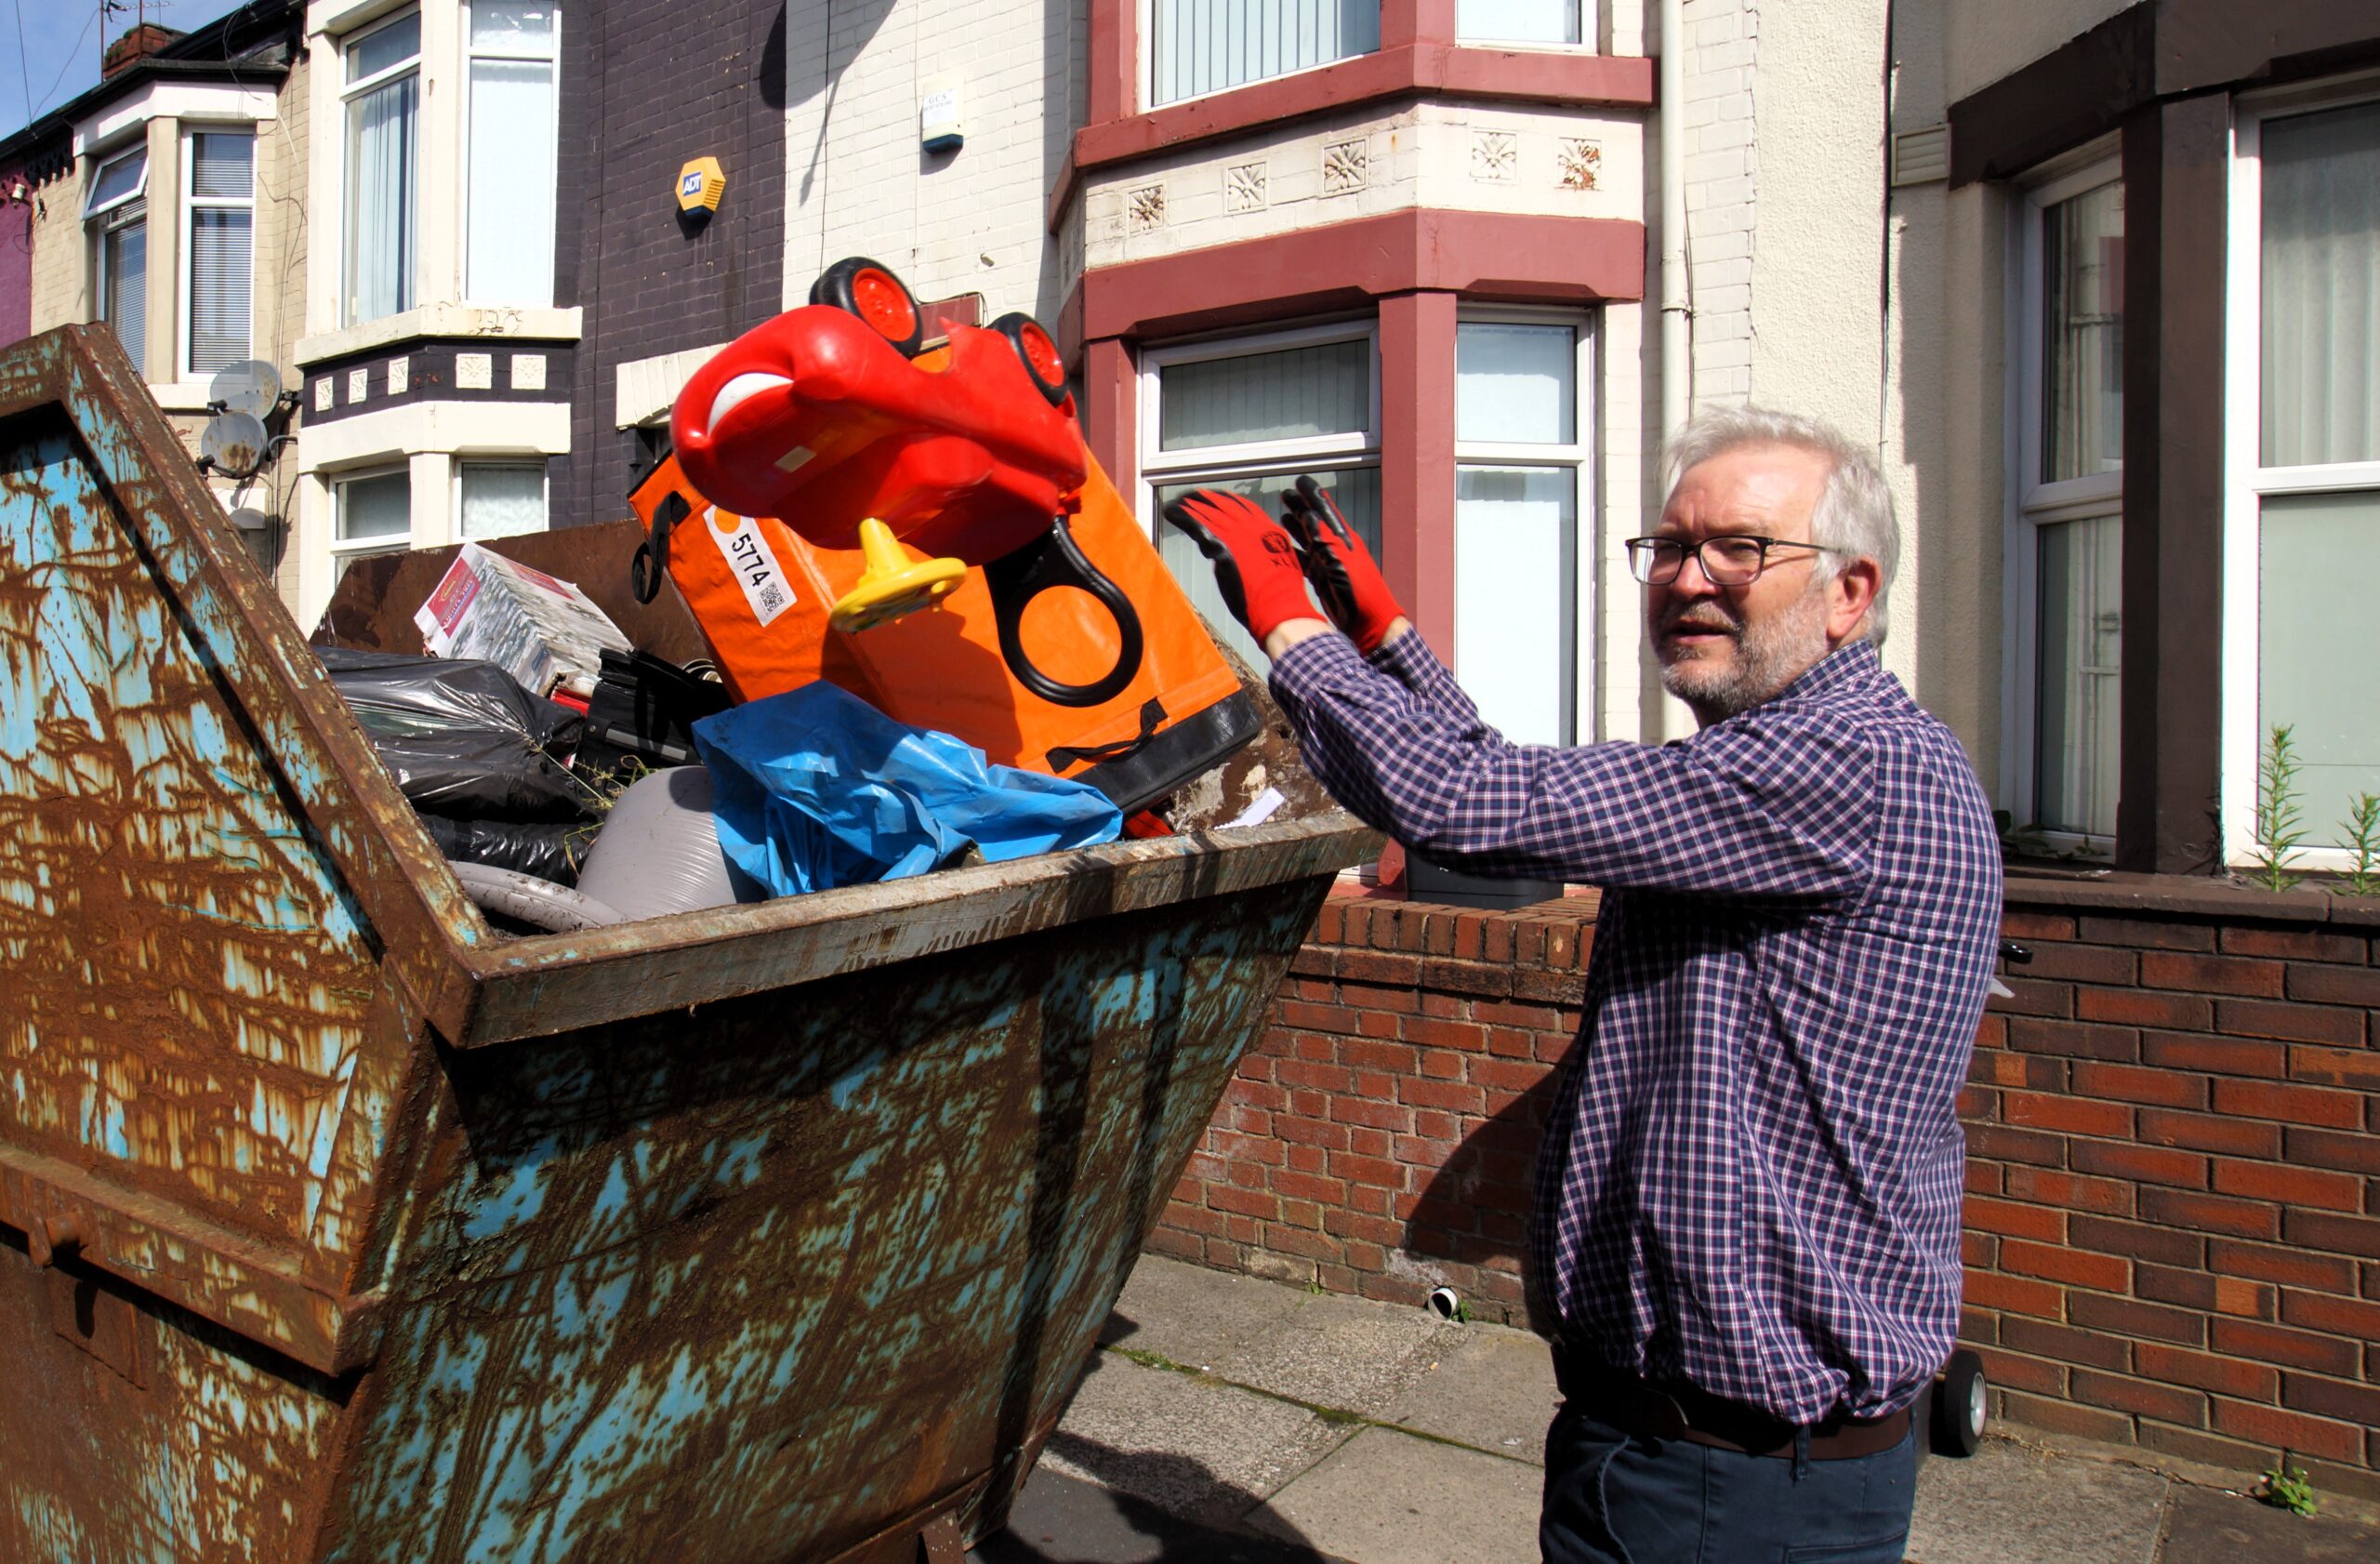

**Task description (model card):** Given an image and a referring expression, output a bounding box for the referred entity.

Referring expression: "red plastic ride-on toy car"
[668,258,1147,704]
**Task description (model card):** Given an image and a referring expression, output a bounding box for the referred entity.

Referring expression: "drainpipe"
[1658,0,1691,447]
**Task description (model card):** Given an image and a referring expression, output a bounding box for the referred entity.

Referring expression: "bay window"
[183,130,255,378]
[342,8,420,325]
[1454,317,1589,746]
[2224,93,2380,866]
[1141,324,1382,667]
[2013,160,2123,850]
[465,3,560,306]
[85,146,149,369]
[1149,0,1379,108]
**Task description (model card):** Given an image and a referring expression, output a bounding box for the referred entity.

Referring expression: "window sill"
[1051,44,1654,231]
[2003,865,2380,927]
[295,304,583,368]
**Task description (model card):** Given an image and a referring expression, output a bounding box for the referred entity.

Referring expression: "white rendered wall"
[779,0,1086,324]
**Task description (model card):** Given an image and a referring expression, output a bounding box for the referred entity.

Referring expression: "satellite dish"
[207,359,284,419]
[200,411,271,478]
[226,507,273,533]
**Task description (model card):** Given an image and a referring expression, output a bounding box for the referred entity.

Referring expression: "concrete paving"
[970,1254,2380,1564]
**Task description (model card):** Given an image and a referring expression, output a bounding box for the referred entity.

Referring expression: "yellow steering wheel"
[829,518,968,634]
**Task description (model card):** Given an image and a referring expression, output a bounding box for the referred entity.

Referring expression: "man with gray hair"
[1166,407,2001,1563]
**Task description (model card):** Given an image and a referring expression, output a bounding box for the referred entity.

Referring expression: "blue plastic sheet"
[692,682,1124,897]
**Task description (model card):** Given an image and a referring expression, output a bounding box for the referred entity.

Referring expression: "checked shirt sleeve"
[1270,632,1877,901]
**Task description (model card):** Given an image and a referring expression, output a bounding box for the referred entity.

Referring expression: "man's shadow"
[1402,1067,1569,1302]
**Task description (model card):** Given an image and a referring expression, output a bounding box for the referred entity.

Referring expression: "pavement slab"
[2155,1482,2380,1564]
[1904,1438,2169,1564]
[1101,1255,1314,1373]
[1382,1324,1560,1465]
[1246,1425,1544,1564]
[1206,1287,1472,1420]
[1032,1350,1354,1527]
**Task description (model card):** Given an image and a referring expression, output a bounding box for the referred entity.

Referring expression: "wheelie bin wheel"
[994,311,1069,407]
[812,257,925,356]
[1930,1349,1988,1457]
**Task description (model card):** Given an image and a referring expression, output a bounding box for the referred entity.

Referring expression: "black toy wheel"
[993,311,1069,407]
[812,258,925,357]
[1930,1349,1987,1458]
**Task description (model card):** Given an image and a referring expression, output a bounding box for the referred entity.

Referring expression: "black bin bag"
[316,647,590,821]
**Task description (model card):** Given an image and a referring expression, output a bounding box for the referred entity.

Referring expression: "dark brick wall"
[554,1,788,533]
[1158,878,2380,1496]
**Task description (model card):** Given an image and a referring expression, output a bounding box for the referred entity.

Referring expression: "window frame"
[2220,82,2380,871]
[1136,316,1383,504]
[454,457,552,540]
[1452,305,1594,745]
[2005,150,2124,859]
[337,4,424,328]
[328,462,416,580]
[178,125,257,381]
[88,142,151,373]
[82,143,148,220]
[1455,0,1594,48]
[1138,0,1382,111]
[460,1,562,308]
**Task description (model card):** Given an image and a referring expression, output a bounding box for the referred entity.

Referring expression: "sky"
[5,0,247,138]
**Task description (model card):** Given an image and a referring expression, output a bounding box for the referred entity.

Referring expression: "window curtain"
[1457,0,1580,46]
[2035,514,2122,837]
[346,75,418,325]
[2043,182,2124,484]
[467,60,556,303]
[1151,0,1379,106]
[2261,101,2380,469]
[460,464,549,539]
[337,471,412,541]
[1454,467,1574,746]
[1158,338,1369,450]
[103,208,147,367]
[188,133,254,375]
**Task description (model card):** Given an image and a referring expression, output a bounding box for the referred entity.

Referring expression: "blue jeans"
[1540,1394,1918,1564]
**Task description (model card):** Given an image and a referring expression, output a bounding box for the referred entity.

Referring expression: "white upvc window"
[1144,0,1380,109]
[340,7,421,326]
[1139,320,1382,668]
[463,2,560,306]
[2223,88,2380,869]
[457,459,549,539]
[2008,155,2123,855]
[1458,0,1587,46]
[181,128,255,378]
[1454,311,1593,746]
[331,465,414,582]
[86,145,150,370]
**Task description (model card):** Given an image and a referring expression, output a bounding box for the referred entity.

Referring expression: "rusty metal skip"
[0,325,1375,1563]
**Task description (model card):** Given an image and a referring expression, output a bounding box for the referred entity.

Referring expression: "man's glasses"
[1623,534,1832,587]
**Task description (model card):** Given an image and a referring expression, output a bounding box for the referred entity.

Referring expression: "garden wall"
[1153,875,2380,1495]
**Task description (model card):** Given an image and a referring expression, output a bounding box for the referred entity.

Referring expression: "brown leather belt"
[1554,1356,1910,1461]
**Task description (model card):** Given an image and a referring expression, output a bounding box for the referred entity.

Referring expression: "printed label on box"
[707,509,795,627]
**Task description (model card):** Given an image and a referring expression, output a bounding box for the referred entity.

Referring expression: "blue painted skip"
[322,888,1320,1564]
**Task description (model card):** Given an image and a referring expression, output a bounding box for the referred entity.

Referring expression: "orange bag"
[628,451,1257,813]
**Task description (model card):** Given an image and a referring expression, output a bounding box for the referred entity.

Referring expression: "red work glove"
[1281,476,1404,653]
[1161,489,1317,644]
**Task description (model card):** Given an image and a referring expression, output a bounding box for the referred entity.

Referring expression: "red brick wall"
[1962,884,2380,1499]
[1149,895,1593,1319]
[1154,876,2380,1493]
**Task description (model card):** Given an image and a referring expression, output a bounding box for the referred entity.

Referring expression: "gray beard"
[1657,584,1831,724]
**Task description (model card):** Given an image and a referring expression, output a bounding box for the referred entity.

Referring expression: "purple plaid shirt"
[1270,630,2001,1423]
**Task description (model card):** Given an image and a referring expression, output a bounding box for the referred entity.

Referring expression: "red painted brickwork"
[1154,875,2380,1495]
[1149,895,1593,1320]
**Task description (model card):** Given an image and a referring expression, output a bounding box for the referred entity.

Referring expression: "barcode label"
[707,509,797,628]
